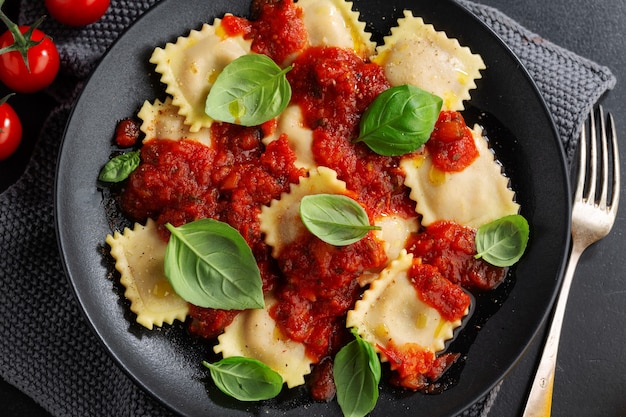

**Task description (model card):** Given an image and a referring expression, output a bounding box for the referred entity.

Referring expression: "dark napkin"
[1,0,615,416]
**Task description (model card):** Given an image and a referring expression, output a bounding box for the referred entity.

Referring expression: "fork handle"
[521,247,582,417]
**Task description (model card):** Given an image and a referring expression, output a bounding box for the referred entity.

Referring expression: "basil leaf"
[334,330,381,417]
[203,357,283,401]
[474,214,530,267]
[98,151,140,183]
[354,84,442,156]
[205,54,292,126]
[164,219,264,310]
[299,194,380,246]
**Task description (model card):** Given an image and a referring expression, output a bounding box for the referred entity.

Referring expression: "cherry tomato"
[45,0,110,27]
[0,99,22,160]
[0,27,60,94]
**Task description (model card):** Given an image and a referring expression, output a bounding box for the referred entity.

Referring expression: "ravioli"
[401,125,519,228]
[355,214,419,286]
[150,18,252,132]
[259,166,349,257]
[372,10,485,111]
[137,97,212,145]
[348,250,466,356]
[298,0,375,58]
[106,219,189,329]
[214,294,313,388]
[373,214,419,263]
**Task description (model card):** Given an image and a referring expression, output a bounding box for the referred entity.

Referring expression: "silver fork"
[521,105,620,417]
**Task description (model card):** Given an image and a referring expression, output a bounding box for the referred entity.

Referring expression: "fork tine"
[575,113,588,202]
[587,107,598,202]
[574,109,593,201]
[608,112,620,212]
[599,107,609,210]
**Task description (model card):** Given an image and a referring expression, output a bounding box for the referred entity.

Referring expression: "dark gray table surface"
[2,0,625,416]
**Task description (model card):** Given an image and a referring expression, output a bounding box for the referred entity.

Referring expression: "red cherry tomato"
[0,99,22,160]
[0,27,60,94]
[45,0,110,27]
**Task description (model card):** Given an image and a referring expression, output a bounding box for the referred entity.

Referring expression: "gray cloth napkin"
[1,0,615,416]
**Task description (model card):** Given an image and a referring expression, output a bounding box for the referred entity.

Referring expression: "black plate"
[55,0,571,416]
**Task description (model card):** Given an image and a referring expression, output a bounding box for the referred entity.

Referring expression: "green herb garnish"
[203,357,283,401]
[354,84,442,156]
[333,329,381,417]
[474,214,530,267]
[299,194,381,246]
[205,54,292,126]
[164,219,264,310]
[98,150,140,183]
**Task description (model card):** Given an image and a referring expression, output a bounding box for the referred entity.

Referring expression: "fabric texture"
[1,0,615,416]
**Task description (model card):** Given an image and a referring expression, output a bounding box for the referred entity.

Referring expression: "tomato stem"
[0,0,47,71]
[0,92,14,106]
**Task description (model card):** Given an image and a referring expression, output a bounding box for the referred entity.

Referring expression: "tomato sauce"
[408,261,471,322]
[306,357,336,401]
[271,233,387,362]
[114,118,140,148]
[427,111,478,172]
[378,341,459,391]
[289,46,415,217]
[406,221,506,291]
[221,0,308,65]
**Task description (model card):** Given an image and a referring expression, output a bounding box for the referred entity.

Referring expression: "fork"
[521,105,620,417]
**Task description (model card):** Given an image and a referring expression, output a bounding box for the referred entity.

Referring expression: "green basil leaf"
[164,219,264,310]
[334,330,381,417]
[205,54,292,126]
[299,194,381,246]
[354,84,442,156]
[98,151,140,183]
[474,214,530,267]
[203,357,283,401]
